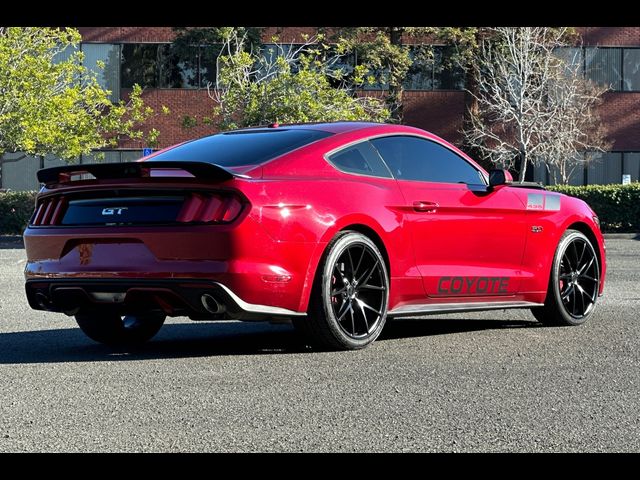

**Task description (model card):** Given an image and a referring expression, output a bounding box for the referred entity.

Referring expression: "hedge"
[0,191,37,235]
[547,183,640,233]
[1,184,638,234]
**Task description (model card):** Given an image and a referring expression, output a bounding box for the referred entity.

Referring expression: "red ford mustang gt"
[23,122,606,350]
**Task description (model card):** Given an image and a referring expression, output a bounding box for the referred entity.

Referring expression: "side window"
[327,141,392,178]
[370,136,483,184]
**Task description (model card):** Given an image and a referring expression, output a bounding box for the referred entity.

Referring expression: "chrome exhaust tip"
[201,293,225,314]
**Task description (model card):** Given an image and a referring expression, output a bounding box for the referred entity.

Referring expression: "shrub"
[0,190,37,234]
[548,183,640,232]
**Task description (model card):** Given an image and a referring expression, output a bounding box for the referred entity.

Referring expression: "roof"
[240,121,389,134]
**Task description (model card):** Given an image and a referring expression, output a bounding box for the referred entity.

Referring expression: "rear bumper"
[25,278,305,321]
[23,216,318,314]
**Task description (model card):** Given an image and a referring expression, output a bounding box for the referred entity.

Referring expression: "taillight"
[176,192,245,224]
[30,191,244,227]
[31,196,67,226]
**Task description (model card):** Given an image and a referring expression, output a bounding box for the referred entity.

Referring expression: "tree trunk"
[518,152,527,183]
[387,27,404,124]
[560,161,568,185]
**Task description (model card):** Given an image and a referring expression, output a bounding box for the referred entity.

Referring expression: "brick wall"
[577,27,640,47]
[118,88,218,149]
[598,92,640,150]
[78,27,176,43]
[262,27,320,43]
[403,91,466,144]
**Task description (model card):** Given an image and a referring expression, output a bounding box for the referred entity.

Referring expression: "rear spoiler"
[37,161,245,185]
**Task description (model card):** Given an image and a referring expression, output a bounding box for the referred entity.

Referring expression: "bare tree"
[464,27,608,183]
[543,53,610,184]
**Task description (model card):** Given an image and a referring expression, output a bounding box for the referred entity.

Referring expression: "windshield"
[149,128,334,167]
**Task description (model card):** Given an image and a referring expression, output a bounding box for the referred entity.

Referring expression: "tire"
[294,231,389,350]
[75,312,166,346]
[531,229,600,326]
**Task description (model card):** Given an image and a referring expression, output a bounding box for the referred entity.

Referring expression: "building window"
[121,43,160,88]
[157,44,197,88]
[117,42,467,92]
[82,43,121,102]
[261,43,306,71]
[120,43,219,89]
[401,45,466,91]
[403,46,434,90]
[534,151,640,186]
[554,47,583,76]
[433,46,465,90]
[623,152,640,182]
[199,46,219,88]
[588,152,623,184]
[623,49,640,91]
[585,47,622,91]
[555,47,640,93]
[260,43,356,86]
[362,45,465,91]
[53,43,121,102]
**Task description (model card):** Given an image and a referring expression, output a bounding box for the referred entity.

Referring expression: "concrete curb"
[603,233,640,239]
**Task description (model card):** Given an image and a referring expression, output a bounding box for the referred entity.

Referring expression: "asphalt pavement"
[0,238,638,452]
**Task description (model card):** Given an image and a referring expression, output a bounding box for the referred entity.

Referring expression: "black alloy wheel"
[532,229,600,326]
[294,232,389,350]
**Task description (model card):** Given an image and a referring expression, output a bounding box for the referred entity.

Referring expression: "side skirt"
[387,301,544,318]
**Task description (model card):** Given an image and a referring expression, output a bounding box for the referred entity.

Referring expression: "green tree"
[0,27,157,182]
[211,29,389,130]
[331,27,437,123]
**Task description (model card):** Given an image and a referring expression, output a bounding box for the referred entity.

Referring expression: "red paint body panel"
[23,122,606,317]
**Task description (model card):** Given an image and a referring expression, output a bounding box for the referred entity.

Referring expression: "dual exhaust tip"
[201,293,225,314]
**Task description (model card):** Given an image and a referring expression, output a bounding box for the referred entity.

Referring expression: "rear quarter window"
[327,141,392,178]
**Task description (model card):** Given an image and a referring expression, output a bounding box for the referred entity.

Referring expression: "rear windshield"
[150,128,333,167]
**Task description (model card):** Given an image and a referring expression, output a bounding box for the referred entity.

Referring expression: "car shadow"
[380,317,541,341]
[0,317,542,364]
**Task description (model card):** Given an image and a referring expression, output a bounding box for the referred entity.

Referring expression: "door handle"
[413,201,438,213]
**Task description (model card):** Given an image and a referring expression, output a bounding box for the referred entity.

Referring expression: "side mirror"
[489,169,513,187]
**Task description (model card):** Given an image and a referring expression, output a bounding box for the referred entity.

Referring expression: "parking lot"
[0,237,638,452]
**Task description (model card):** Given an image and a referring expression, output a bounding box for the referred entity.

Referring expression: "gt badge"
[101,207,128,216]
